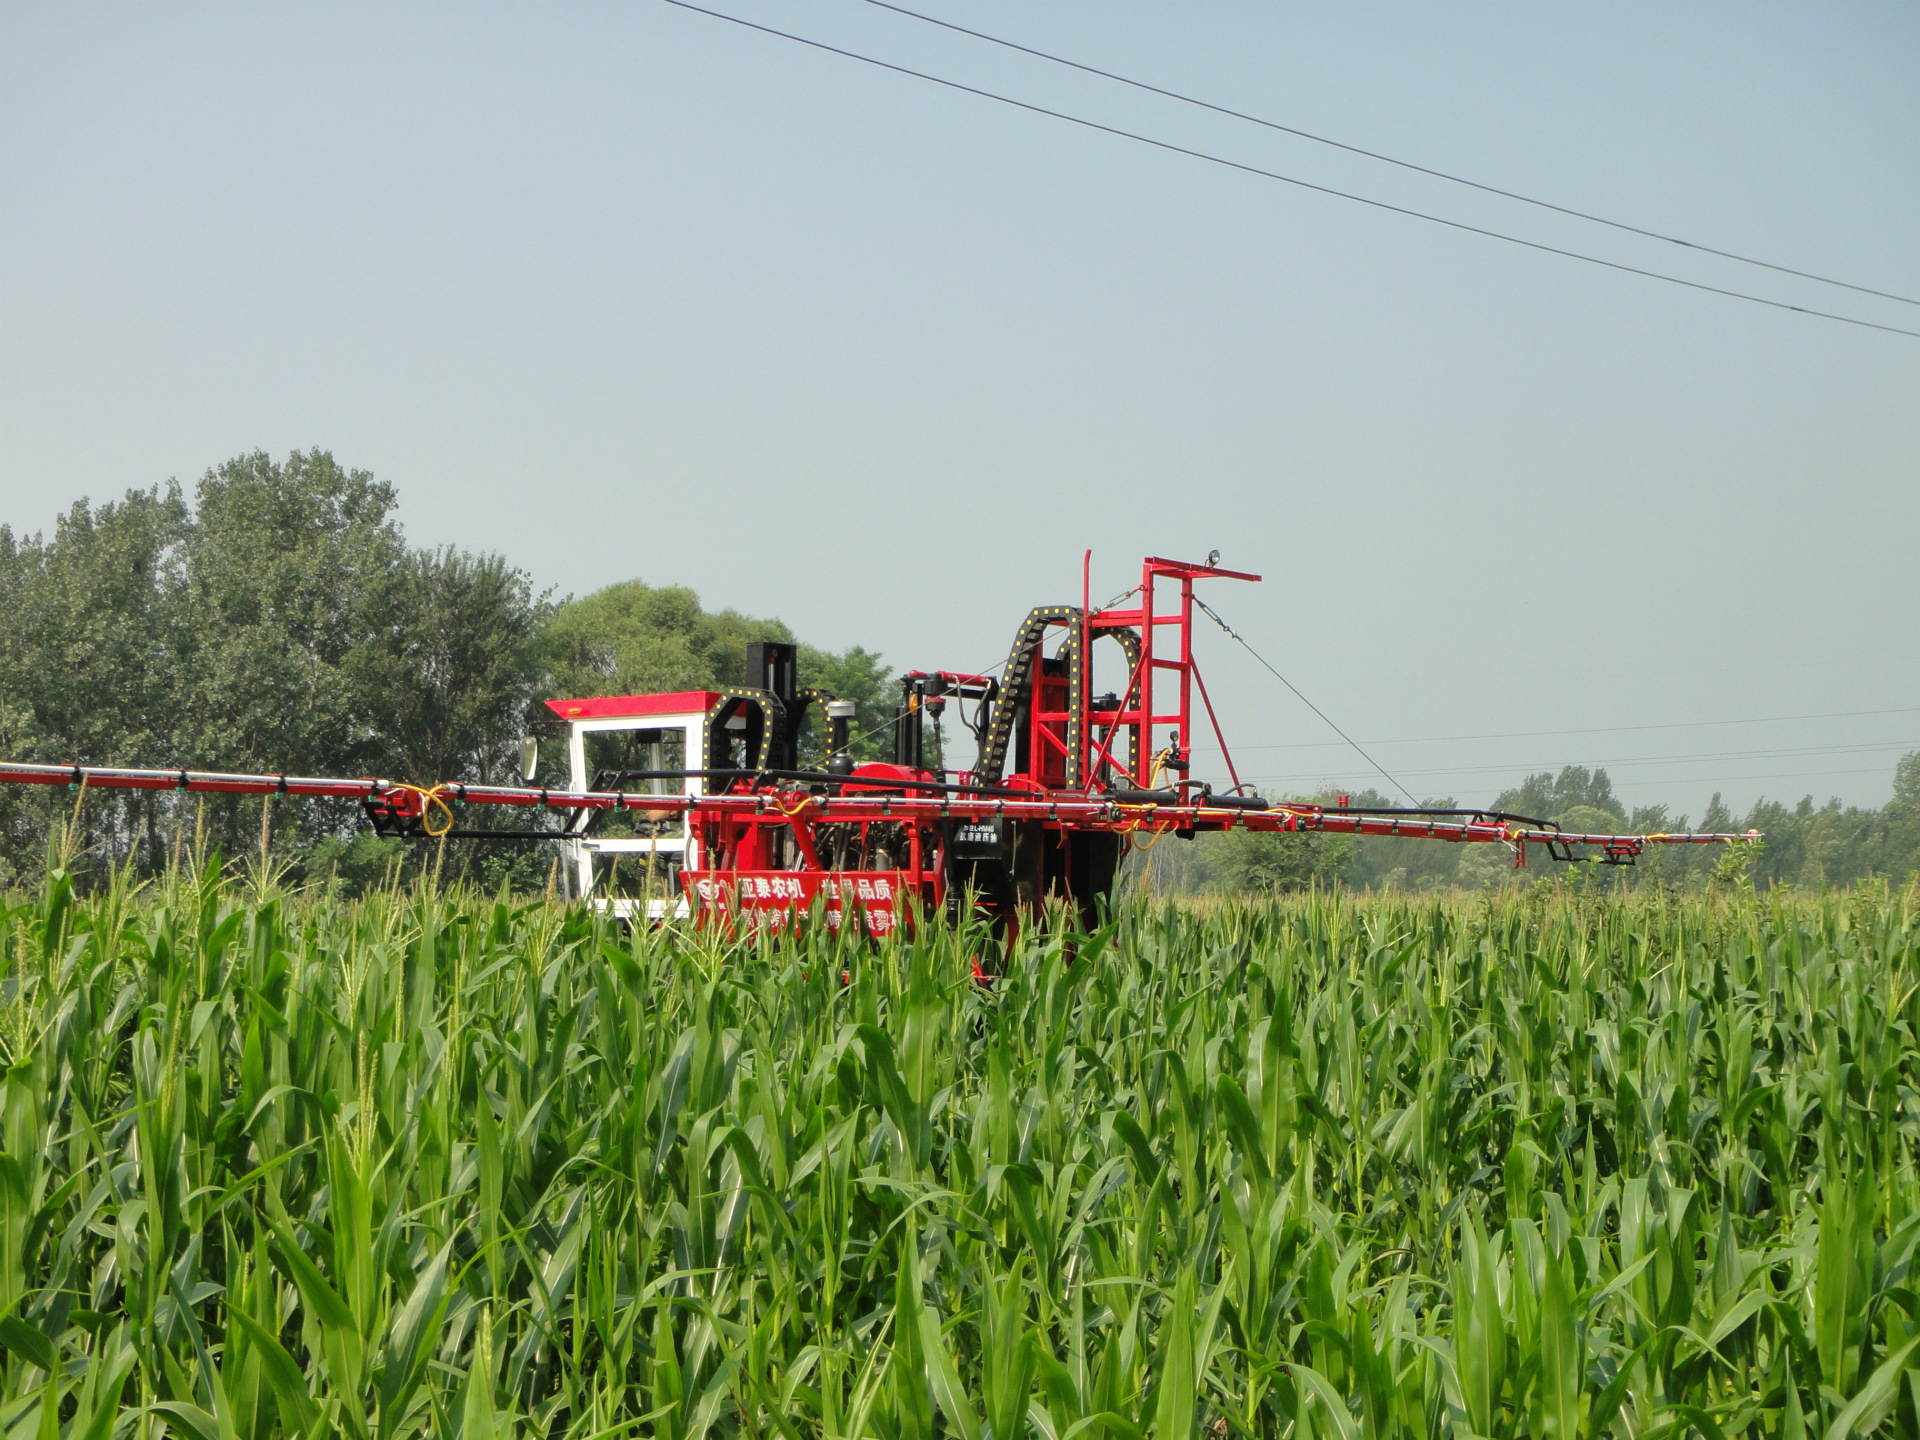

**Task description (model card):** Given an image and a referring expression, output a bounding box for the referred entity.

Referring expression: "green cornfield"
[3,865,1919,1440]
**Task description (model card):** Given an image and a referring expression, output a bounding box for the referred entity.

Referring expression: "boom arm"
[0,760,1757,868]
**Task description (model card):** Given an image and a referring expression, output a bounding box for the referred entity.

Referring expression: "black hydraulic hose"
[604,766,1296,810]
[1311,805,1558,830]
[594,766,1054,801]
[439,829,565,841]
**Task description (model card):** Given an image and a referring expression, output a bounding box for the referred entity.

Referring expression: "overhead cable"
[1202,704,1920,755]
[865,0,1920,310]
[1240,736,1919,783]
[1242,762,1901,795]
[659,0,1920,341]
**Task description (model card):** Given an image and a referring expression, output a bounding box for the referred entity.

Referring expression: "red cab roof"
[544,690,721,721]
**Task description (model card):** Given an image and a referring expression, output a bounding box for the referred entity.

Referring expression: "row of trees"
[4,449,1910,894]
[0,450,891,888]
[1147,758,1920,894]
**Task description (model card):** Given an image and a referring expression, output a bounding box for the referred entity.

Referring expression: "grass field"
[1,866,1918,1440]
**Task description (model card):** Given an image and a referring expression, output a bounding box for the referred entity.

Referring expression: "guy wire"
[1192,595,1424,808]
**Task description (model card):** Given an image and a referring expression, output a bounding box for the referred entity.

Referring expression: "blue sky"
[3,2,1915,818]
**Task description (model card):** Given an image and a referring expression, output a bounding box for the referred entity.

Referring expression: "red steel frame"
[1020,555,1259,795]
[0,555,1759,928]
[1086,554,1262,791]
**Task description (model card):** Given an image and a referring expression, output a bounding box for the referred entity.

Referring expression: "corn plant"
[0,862,1917,1439]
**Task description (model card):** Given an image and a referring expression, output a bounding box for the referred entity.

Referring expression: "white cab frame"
[565,710,707,923]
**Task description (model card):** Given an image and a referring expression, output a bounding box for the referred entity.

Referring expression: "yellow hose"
[390,783,456,838]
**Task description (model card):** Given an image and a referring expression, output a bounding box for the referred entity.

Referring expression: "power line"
[1194,704,1920,755]
[1628,766,1906,792]
[659,0,1920,341]
[1320,737,1919,774]
[1238,737,1918,785]
[865,0,1920,310]
[1244,763,1905,798]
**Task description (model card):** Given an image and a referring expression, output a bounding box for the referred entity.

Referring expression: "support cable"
[1192,595,1423,808]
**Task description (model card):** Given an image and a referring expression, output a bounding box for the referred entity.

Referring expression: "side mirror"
[520,736,539,783]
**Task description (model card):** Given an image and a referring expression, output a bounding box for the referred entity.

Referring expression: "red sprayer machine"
[0,556,1755,931]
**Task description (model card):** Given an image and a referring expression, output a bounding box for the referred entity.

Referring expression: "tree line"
[0,449,891,890]
[4,448,1912,894]
[1145,758,1920,894]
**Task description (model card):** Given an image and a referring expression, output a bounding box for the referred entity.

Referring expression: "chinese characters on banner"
[681,871,904,933]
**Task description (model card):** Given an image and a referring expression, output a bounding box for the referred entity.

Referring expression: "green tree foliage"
[0,450,893,888]
[538,581,737,699]
[1204,824,1357,893]
[1146,760,1920,897]
[1892,752,1920,859]
[1491,764,1628,825]
[0,485,191,877]
[1741,782,1919,889]
[0,451,551,879]
[171,450,409,776]
[1,485,189,765]
[346,547,549,786]
[537,579,895,762]
[796,642,894,763]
